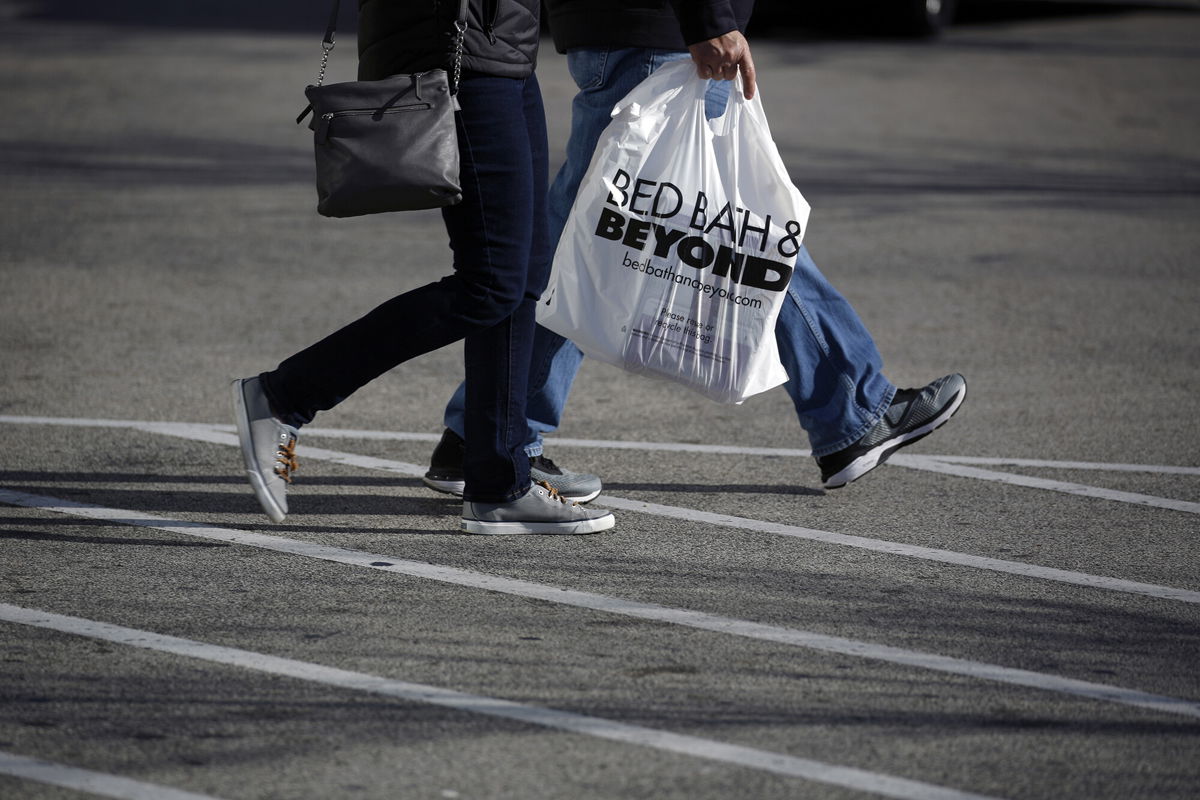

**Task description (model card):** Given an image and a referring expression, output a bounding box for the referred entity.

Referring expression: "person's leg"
[259,74,540,503]
[426,70,591,499]
[774,244,895,457]
[773,250,966,490]
[455,73,614,530]
[455,73,550,503]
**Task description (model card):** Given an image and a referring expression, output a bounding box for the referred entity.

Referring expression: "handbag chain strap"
[314,0,340,87]
[316,0,469,93]
[450,9,466,95]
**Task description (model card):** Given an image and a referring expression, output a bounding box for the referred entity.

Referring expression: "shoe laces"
[536,480,573,506]
[275,436,299,484]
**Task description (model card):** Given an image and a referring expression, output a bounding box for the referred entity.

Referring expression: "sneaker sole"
[424,475,601,504]
[460,513,615,535]
[823,383,967,490]
[230,379,287,524]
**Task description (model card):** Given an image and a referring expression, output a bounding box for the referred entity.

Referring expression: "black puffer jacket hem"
[357,0,538,82]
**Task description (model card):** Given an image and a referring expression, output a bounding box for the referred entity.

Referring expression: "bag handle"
[315,0,469,90]
[313,0,340,89]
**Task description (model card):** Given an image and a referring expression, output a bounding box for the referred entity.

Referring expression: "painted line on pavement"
[4,414,1196,511]
[294,424,1199,475]
[0,604,1003,800]
[590,494,1200,603]
[891,455,1200,515]
[292,427,1200,474]
[2,416,1198,603]
[0,750,224,800]
[6,415,1198,473]
[159,426,1200,604]
[2,487,1198,719]
[915,455,1200,476]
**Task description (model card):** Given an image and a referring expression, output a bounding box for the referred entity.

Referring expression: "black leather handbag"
[297,0,467,217]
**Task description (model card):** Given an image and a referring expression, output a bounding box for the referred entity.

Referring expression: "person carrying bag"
[231,0,616,535]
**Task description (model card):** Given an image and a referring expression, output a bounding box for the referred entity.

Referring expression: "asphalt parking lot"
[1,2,1199,798]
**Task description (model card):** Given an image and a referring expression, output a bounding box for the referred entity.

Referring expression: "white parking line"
[0,749,225,800]
[1,604,1003,800]
[913,455,1200,476]
[2,487,1198,719]
[591,494,1200,603]
[893,455,1200,515]
[2,415,1198,603]
[291,424,1200,476]
[6,414,1198,473]
[3,414,1195,505]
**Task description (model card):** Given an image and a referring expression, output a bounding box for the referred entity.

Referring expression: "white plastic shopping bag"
[538,59,810,404]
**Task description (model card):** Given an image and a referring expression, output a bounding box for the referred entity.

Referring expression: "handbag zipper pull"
[315,113,334,145]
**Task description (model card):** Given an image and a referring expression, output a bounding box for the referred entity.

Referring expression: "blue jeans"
[263,73,550,502]
[444,48,894,458]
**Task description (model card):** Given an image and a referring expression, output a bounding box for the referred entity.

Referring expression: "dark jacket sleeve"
[668,0,741,45]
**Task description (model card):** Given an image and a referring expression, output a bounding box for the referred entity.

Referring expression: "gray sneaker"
[423,428,602,502]
[231,376,299,523]
[462,481,615,535]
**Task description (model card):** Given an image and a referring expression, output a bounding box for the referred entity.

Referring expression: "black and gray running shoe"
[423,428,603,502]
[817,373,967,489]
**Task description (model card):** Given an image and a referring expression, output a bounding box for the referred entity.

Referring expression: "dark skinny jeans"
[262,72,551,503]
